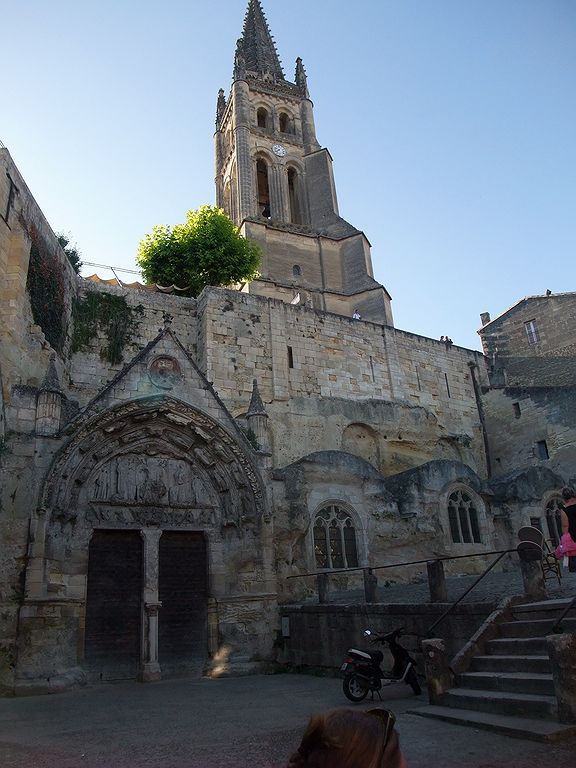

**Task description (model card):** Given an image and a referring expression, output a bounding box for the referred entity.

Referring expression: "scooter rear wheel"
[343,673,369,702]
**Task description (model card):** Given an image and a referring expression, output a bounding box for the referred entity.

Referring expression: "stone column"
[427,560,448,602]
[518,548,547,601]
[317,573,329,604]
[363,568,378,603]
[422,638,454,704]
[25,507,48,599]
[546,633,576,723]
[139,528,163,682]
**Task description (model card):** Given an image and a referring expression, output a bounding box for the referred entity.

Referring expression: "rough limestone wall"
[68,283,199,407]
[483,386,576,481]
[200,288,488,473]
[0,149,78,411]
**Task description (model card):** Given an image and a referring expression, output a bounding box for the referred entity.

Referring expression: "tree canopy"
[136,205,261,297]
[57,232,82,274]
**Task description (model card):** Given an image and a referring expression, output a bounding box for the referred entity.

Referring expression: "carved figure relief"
[89,454,210,508]
[148,356,182,389]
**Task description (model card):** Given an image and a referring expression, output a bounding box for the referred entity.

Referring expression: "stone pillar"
[363,568,378,603]
[25,507,48,598]
[139,528,163,682]
[207,598,219,656]
[546,633,576,724]
[232,80,253,222]
[518,553,547,601]
[317,573,329,604]
[427,560,448,602]
[422,638,454,705]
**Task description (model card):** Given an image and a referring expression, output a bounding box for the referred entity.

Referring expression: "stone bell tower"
[214,0,393,325]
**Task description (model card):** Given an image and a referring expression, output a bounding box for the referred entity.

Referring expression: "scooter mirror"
[363,629,372,637]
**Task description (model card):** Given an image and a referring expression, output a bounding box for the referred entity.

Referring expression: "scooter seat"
[347,647,384,664]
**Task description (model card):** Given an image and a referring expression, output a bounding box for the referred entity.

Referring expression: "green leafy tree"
[57,232,82,274]
[136,205,261,296]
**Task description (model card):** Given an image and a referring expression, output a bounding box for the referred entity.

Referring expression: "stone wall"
[483,386,576,481]
[480,293,576,387]
[199,288,488,473]
[0,148,78,406]
[279,602,496,670]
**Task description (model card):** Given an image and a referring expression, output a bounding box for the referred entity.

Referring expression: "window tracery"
[313,504,359,569]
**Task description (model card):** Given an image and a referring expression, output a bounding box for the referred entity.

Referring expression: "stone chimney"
[480,312,491,326]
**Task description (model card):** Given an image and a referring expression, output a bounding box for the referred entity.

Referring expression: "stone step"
[409,705,576,742]
[486,636,547,655]
[499,617,576,637]
[440,687,557,718]
[470,654,551,674]
[456,671,555,696]
[513,598,573,613]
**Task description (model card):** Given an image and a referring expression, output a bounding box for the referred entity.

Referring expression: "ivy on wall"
[26,228,67,353]
[71,292,143,365]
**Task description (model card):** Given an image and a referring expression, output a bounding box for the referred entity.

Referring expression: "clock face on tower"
[272,144,287,157]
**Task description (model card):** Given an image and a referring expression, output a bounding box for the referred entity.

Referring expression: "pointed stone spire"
[234,0,284,82]
[295,57,309,98]
[247,378,267,417]
[216,88,226,128]
[36,353,63,436]
[246,378,270,453]
[40,352,62,394]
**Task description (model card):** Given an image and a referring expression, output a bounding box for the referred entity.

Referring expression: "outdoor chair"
[517,525,562,585]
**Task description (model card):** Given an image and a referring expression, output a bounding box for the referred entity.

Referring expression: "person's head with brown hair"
[561,486,576,501]
[286,708,407,768]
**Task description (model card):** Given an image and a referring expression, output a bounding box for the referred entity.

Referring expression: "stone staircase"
[413,598,576,741]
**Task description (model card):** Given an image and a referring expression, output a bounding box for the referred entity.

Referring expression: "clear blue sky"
[2,0,575,350]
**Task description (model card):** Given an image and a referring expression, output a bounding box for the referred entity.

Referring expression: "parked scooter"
[341,627,421,702]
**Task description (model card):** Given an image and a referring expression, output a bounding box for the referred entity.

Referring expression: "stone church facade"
[0,1,572,695]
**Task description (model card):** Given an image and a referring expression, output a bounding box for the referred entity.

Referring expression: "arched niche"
[37,396,268,596]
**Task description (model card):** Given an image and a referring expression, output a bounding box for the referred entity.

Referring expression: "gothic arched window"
[313,504,359,569]
[256,158,271,218]
[287,167,302,224]
[448,489,482,544]
[257,108,269,130]
[545,496,563,545]
[279,112,293,134]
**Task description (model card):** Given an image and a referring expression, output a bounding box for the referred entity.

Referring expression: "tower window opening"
[287,346,294,369]
[287,167,302,224]
[279,112,293,134]
[292,265,301,277]
[256,159,271,218]
[536,440,549,460]
[257,108,269,130]
[524,319,539,345]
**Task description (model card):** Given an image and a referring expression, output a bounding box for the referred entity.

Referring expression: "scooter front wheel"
[343,673,369,702]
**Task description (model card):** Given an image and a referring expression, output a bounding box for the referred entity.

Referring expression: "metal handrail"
[552,595,576,634]
[426,551,510,636]
[286,548,517,580]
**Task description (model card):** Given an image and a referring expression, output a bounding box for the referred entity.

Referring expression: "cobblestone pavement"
[327,565,576,605]
[0,674,574,768]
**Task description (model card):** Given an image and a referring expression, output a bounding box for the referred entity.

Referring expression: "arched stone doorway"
[16,396,274,692]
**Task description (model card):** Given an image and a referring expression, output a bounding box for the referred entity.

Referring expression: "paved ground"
[0,674,574,768]
[327,567,576,605]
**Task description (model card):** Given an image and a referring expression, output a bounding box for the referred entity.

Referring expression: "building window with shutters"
[313,504,359,569]
[447,489,482,544]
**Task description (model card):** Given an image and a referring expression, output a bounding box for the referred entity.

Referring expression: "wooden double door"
[84,529,207,681]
